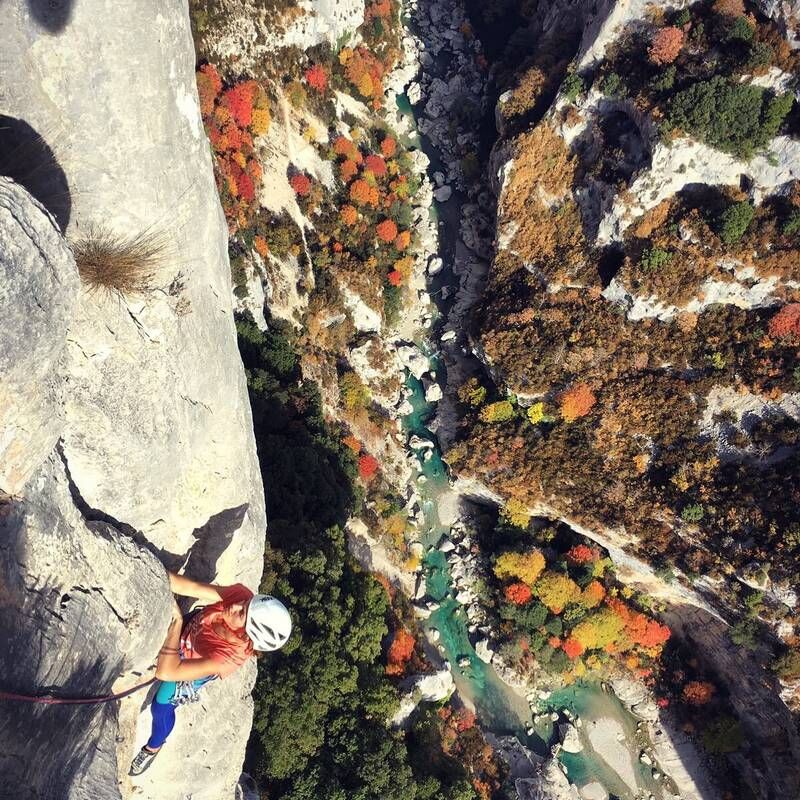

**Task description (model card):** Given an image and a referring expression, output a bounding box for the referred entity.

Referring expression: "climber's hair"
[71,223,168,294]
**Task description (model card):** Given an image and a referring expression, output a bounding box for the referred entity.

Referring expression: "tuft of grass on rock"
[71,224,167,293]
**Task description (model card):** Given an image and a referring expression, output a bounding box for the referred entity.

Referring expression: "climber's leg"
[129,682,178,776]
[147,683,178,750]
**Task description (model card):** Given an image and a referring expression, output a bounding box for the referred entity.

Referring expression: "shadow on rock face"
[145,504,250,607]
[26,0,74,33]
[0,115,71,231]
[0,657,119,800]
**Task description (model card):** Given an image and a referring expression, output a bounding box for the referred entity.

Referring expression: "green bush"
[782,211,800,236]
[640,247,673,272]
[674,8,691,26]
[772,649,800,681]
[651,65,677,93]
[562,72,585,103]
[746,41,774,71]
[717,201,755,245]
[702,715,744,754]
[600,72,623,97]
[729,618,760,650]
[723,16,755,43]
[680,503,704,523]
[666,76,793,158]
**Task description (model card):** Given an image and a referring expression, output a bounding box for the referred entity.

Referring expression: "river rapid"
[380,1,687,798]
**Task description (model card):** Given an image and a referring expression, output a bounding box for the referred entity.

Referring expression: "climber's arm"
[167,571,224,602]
[154,603,222,681]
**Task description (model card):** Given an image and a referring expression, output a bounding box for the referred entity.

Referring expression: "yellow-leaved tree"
[493,549,546,586]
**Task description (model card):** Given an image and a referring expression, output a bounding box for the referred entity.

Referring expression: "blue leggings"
[146,677,216,749]
[146,682,178,749]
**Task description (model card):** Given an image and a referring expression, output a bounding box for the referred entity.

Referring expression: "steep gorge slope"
[445,0,800,796]
[0,2,265,798]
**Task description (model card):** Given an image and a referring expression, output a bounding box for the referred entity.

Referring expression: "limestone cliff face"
[0,2,266,798]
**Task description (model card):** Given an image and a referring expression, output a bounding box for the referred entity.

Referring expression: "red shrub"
[504,582,533,605]
[221,81,258,127]
[365,154,388,176]
[388,270,403,286]
[358,453,380,480]
[290,173,312,197]
[768,303,800,340]
[305,64,328,93]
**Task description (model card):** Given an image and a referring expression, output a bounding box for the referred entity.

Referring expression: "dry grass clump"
[500,124,585,280]
[71,224,167,293]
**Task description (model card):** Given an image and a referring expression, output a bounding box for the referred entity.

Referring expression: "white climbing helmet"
[245,595,292,651]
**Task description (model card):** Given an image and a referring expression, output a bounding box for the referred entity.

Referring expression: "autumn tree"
[648,26,685,65]
[534,572,582,613]
[560,383,596,422]
[768,303,800,340]
[504,582,533,605]
[290,173,312,197]
[305,63,328,93]
[480,400,515,423]
[494,549,546,585]
[376,219,399,243]
[386,627,415,675]
[682,680,716,705]
[340,205,358,226]
[358,453,380,480]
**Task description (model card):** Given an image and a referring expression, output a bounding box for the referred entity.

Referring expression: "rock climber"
[129,571,292,776]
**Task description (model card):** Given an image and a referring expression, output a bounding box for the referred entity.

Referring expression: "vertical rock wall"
[0,1,267,798]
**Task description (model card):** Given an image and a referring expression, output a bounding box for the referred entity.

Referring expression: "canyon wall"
[0,1,266,798]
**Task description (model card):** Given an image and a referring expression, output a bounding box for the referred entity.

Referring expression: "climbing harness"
[0,677,155,706]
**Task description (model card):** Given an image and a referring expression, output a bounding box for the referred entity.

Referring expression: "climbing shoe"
[129,746,159,776]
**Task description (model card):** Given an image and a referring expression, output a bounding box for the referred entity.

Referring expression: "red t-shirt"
[180,583,254,678]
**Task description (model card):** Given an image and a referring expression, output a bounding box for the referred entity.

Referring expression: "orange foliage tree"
[290,173,312,197]
[560,383,597,422]
[381,136,397,157]
[504,582,533,605]
[581,580,606,608]
[196,63,222,117]
[340,205,359,225]
[682,680,716,705]
[394,230,411,251]
[562,637,585,659]
[365,154,388,176]
[376,219,399,242]
[648,26,684,65]
[386,627,415,675]
[350,178,379,206]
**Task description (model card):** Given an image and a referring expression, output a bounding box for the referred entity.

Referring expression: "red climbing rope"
[0,677,155,705]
